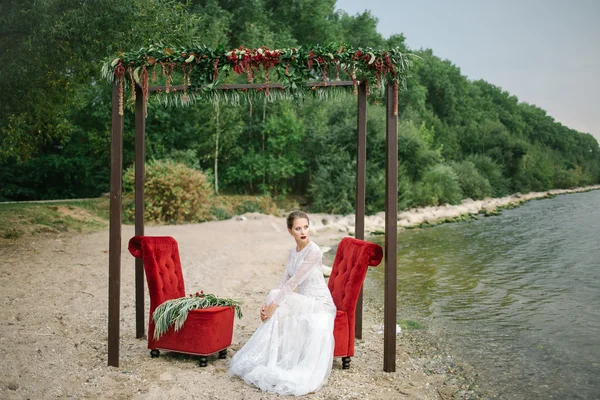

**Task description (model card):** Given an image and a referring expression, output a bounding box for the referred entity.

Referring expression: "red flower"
[200,290,204,294]
[195,292,200,296]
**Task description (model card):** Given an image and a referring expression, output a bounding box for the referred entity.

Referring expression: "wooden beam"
[108,80,124,367]
[148,80,356,93]
[355,81,367,339]
[134,85,146,339]
[383,82,398,372]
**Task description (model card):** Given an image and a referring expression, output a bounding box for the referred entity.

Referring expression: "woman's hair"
[287,210,309,229]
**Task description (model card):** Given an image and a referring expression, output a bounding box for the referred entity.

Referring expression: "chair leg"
[198,356,208,367]
[218,349,227,359]
[342,357,351,369]
[150,349,160,358]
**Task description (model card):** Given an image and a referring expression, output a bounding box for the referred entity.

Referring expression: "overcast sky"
[335,0,600,142]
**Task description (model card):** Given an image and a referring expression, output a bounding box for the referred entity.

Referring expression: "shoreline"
[307,185,600,237]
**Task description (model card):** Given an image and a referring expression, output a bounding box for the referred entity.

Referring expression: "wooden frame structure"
[107,79,398,372]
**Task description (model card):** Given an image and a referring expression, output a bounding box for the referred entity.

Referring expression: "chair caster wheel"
[218,349,227,359]
[199,356,208,367]
[150,349,160,358]
[342,357,351,369]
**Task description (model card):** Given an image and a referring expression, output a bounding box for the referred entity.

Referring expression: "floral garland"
[152,290,243,340]
[101,44,415,116]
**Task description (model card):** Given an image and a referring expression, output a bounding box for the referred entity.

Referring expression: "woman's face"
[288,218,309,244]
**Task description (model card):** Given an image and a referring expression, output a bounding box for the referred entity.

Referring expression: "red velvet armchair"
[328,237,383,369]
[128,236,234,367]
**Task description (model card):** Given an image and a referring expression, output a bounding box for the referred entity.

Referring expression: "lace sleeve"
[270,244,322,306]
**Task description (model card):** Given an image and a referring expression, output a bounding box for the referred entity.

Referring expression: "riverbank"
[308,185,600,236]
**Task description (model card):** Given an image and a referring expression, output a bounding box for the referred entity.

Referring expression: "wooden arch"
[107,79,398,372]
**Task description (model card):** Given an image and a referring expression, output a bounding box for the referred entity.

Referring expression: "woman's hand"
[260,302,277,322]
[260,305,266,321]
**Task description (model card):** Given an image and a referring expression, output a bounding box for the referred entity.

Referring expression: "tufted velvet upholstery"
[328,237,383,358]
[128,236,234,358]
[128,236,185,319]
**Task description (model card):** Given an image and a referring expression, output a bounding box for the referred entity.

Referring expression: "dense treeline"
[1,0,599,214]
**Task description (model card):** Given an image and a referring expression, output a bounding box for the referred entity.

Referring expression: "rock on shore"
[308,185,600,236]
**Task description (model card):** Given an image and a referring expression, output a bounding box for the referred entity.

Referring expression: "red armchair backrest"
[328,237,383,312]
[128,236,186,316]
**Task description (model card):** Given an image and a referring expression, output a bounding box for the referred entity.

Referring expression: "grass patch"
[1,194,283,240]
[398,318,425,330]
[0,198,110,240]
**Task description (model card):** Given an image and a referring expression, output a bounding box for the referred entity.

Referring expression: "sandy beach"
[1,185,598,399]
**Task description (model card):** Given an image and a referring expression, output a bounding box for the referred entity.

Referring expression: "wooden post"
[108,80,124,367]
[383,82,398,372]
[134,85,145,339]
[355,82,367,339]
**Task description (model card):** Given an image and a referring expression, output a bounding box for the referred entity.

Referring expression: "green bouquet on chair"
[152,291,243,340]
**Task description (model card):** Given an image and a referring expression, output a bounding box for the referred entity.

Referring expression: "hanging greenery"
[101,43,415,116]
[152,291,243,340]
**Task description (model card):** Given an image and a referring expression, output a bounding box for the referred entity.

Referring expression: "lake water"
[368,190,600,399]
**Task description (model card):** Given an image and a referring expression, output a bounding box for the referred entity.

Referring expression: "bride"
[229,211,336,396]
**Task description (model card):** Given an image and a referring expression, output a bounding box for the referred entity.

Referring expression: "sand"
[0,215,456,400]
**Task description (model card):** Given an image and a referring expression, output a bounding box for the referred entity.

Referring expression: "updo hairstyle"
[286,211,309,229]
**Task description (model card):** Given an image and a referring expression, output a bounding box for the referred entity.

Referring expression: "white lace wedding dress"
[229,241,336,396]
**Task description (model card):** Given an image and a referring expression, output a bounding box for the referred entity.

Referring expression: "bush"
[123,160,213,223]
[513,147,554,193]
[450,160,492,200]
[552,165,595,189]
[412,164,462,207]
[209,206,232,220]
[466,154,510,197]
[553,168,580,189]
[210,195,278,220]
[235,200,264,214]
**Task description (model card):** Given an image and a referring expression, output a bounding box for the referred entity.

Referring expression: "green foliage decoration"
[152,291,243,340]
[101,43,416,116]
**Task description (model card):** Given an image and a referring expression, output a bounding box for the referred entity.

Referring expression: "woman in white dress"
[229,211,336,396]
